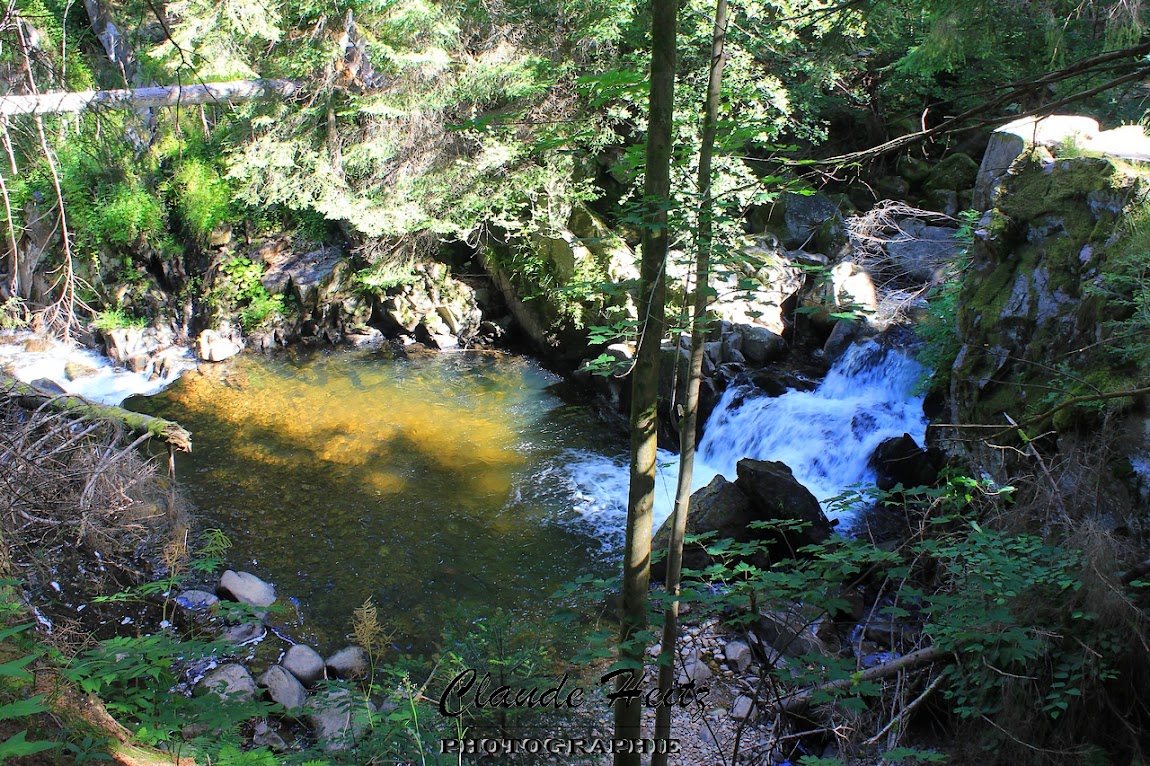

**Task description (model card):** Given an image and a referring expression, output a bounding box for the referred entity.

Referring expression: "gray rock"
[884,219,962,283]
[30,378,66,395]
[870,433,938,492]
[732,695,755,720]
[736,325,787,365]
[252,721,288,751]
[259,664,308,711]
[261,247,349,314]
[326,646,369,680]
[197,663,257,702]
[175,589,219,612]
[779,192,845,251]
[222,621,266,645]
[650,460,833,576]
[823,319,875,366]
[678,660,712,686]
[195,329,242,363]
[305,687,370,752]
[724,640,752,673]
[345,327,383,347]
[735,460,833,551]
[708,236,805,336]
[755,606,830,658]
[923,152,979,192]
[218,569,276,607]
[973,115,1100,209]
[284,644,326,687]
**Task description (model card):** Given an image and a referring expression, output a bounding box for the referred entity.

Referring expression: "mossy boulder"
[924,152,980,193]
[952,140,1150,438]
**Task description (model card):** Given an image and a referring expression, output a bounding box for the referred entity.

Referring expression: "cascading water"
[565,339,929,535]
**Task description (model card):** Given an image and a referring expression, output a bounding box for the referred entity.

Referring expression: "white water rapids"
[0,332,192,405]
[562,340,930,539]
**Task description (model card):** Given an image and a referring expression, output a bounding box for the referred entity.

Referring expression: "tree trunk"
[652,2,727,763]
[0,79,302,116]
[614,0,676,762]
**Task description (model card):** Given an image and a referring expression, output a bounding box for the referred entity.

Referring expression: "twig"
[864,673,944,746]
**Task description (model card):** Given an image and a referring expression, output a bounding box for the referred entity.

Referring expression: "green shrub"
[90,305,147,332]
[171,159,235,243]
[0,581,59,763]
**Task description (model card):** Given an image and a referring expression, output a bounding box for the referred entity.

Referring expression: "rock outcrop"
[953,115,1150,500]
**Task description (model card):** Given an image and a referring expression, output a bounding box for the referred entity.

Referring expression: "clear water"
[128,347,631,652]
[102,338,923,653]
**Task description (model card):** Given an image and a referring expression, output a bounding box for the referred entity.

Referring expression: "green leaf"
[0,654,36,679]
[0,730,59,759]
[0,695,50,722]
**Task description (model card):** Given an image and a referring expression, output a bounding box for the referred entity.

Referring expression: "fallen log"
[0,374,191,451]
[0,79,301,116]
[774,644,952,713]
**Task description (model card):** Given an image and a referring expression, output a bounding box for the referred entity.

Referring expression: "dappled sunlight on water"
[129,348,628,652]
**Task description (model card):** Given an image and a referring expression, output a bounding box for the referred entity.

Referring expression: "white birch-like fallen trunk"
[0,79,302,116]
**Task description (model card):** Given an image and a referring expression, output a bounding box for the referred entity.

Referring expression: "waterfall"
[566,339,929,538]
[692,339,929,511]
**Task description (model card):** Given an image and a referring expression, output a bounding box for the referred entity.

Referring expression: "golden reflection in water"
[167,353,529,505]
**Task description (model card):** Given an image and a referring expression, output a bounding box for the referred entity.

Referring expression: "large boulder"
[652,460,832,578]
[870,433,939,491]
[973,115,1150,209]
[709,235,805,337]
[955,150,1148,425]
[734,460,833,550]
[954,120,1150,488]
[261,246,350,316]
[923,152,980,193]
[752,191,848,255]
[736,324,787,365]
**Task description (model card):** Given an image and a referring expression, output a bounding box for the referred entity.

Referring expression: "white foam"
[561,340,929,533]
[0,331,192,406]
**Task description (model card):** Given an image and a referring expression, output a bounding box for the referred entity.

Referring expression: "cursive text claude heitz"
[437,668,710,718]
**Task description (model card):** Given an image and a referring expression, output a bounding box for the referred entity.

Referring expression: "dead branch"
[808,41,1150,167]
[0,79,303,116]
[774,644,953,713]
[0,375,192,451]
